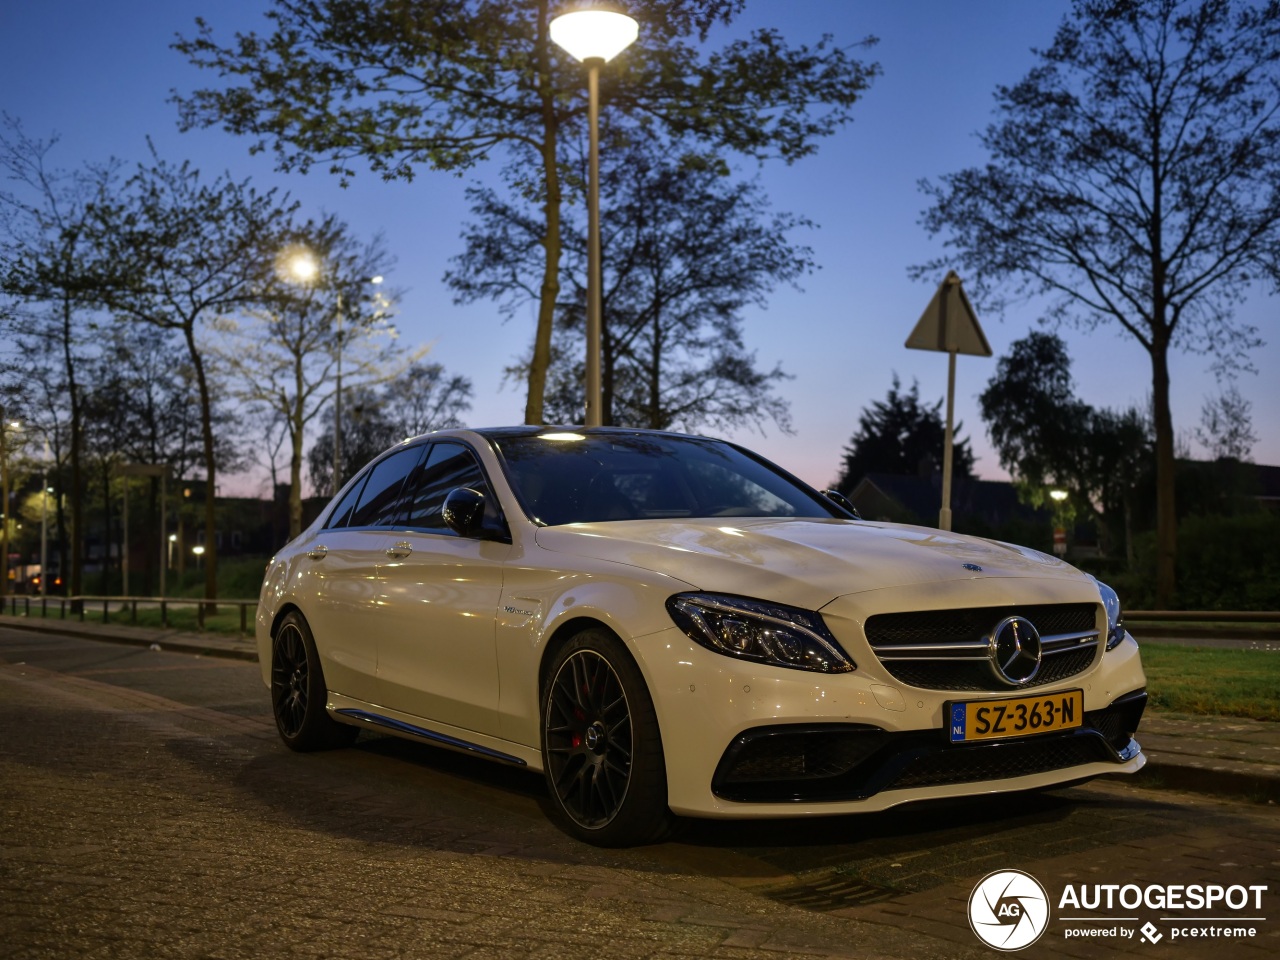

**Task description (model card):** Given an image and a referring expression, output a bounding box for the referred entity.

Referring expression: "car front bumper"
[633,624,1147,819]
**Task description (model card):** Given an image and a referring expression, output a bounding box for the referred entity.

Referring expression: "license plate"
[947,689,1084,743]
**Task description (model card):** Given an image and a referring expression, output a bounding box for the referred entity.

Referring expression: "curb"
[0,617,258,663]
[1132,761,1280,806]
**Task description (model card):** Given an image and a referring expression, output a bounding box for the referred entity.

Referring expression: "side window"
[347,447,425,528]
[324,475,368,529]
[404,443,489,533]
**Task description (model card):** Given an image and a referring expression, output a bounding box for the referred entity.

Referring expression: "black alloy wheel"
[270,610,358,751]
[541,628,670,846]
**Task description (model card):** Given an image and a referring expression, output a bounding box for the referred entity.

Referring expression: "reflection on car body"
[257,427,1146,846]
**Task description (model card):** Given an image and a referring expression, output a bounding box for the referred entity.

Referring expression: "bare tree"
[915,0,1280,606]
[0,114,120,600]
[85,151,298,609]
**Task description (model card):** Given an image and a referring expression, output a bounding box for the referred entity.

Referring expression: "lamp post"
[192,544,205,571]
[550,6,638,427]
[40,439,50,600]
[0,413,20,599]
[284,250,383,492]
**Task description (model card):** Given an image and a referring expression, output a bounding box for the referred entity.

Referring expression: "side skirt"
[326,692,542,770]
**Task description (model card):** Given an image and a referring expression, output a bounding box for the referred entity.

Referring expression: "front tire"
[271,610,358,752]
[541,628,671,847]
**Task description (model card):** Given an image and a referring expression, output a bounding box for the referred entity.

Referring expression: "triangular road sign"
[905,270,992,357]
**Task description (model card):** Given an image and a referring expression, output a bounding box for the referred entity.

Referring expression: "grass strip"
[2,603,254,638]
[1141,642,1280,722]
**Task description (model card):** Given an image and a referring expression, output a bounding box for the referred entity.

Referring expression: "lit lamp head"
[1049,489,1069,503]
[549,7,638,63]
[279,246,321,285]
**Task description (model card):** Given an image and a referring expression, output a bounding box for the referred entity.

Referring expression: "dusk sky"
[3,0,1277,497]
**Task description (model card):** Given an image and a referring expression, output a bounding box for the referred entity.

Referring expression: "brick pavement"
[0,653,971,960]
[2,627,1278,959]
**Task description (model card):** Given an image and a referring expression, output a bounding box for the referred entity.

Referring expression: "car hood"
[533,517,1084,611]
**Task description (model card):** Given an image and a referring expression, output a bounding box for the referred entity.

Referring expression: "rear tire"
[271,610,358,752]
[541,628,671,847]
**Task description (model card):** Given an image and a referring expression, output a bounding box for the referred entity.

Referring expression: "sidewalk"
[3,613,1278,806]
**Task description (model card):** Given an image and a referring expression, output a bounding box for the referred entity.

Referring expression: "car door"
[299,445,424,704]
[375,441,510,736]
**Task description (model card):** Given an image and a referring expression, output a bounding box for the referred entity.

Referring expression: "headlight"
[666,593,855,674]
[1094,578,1127,651]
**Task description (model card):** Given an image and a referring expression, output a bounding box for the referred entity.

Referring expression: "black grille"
[880,645,1098,691]
[866,603,1097,646]
[888,736,1114,789]
[719,726,885,783]
[712,691,1145,803]
[864,603,1099,691]
[1085,689,1147,749]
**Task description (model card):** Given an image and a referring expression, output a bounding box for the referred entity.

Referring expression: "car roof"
[406,425,718,445]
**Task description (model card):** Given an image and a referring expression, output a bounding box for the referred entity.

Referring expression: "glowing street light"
[550,5,639,427]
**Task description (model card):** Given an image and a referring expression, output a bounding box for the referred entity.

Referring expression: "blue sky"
[3,0,1277,495]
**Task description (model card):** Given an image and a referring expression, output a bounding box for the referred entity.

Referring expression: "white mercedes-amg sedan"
[256,427,1146,846]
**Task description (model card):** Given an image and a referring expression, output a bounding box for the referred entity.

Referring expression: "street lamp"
[283,249,384,492]
[0,413,21,600]
[192,544,205,571]
[550,5,639,427]
[40,439,51,600]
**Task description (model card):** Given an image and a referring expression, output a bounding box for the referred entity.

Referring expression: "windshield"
[491,432,844,526]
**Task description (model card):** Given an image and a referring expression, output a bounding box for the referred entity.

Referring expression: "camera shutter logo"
[968,869,1050,951]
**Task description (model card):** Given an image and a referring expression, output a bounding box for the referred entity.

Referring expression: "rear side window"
[347,447,425,528]
[323,476,368,530]
[404,443,489,533]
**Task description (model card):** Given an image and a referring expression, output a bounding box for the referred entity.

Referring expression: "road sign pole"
[905,271,992,534]
[941,348,956,532]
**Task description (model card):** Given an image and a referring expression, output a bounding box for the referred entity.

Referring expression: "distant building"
[849,473,1045,526]
[847,472,1056,550]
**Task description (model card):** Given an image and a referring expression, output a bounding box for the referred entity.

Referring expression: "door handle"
[306,545,328,560]
[385,541,413,559]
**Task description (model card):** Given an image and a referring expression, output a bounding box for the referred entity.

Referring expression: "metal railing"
[3,594,259,636]
[1125,610,1280,623]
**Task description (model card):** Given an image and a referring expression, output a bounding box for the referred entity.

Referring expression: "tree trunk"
[526,1,560,426]
[183,322,218,613]
[288,409,304,541]
[101,462,113,593]
[61,297,84,602]
[1150,342,1177,608]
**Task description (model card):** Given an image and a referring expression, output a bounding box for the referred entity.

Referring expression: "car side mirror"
[823,489,861,519]
[443,487,487,538]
